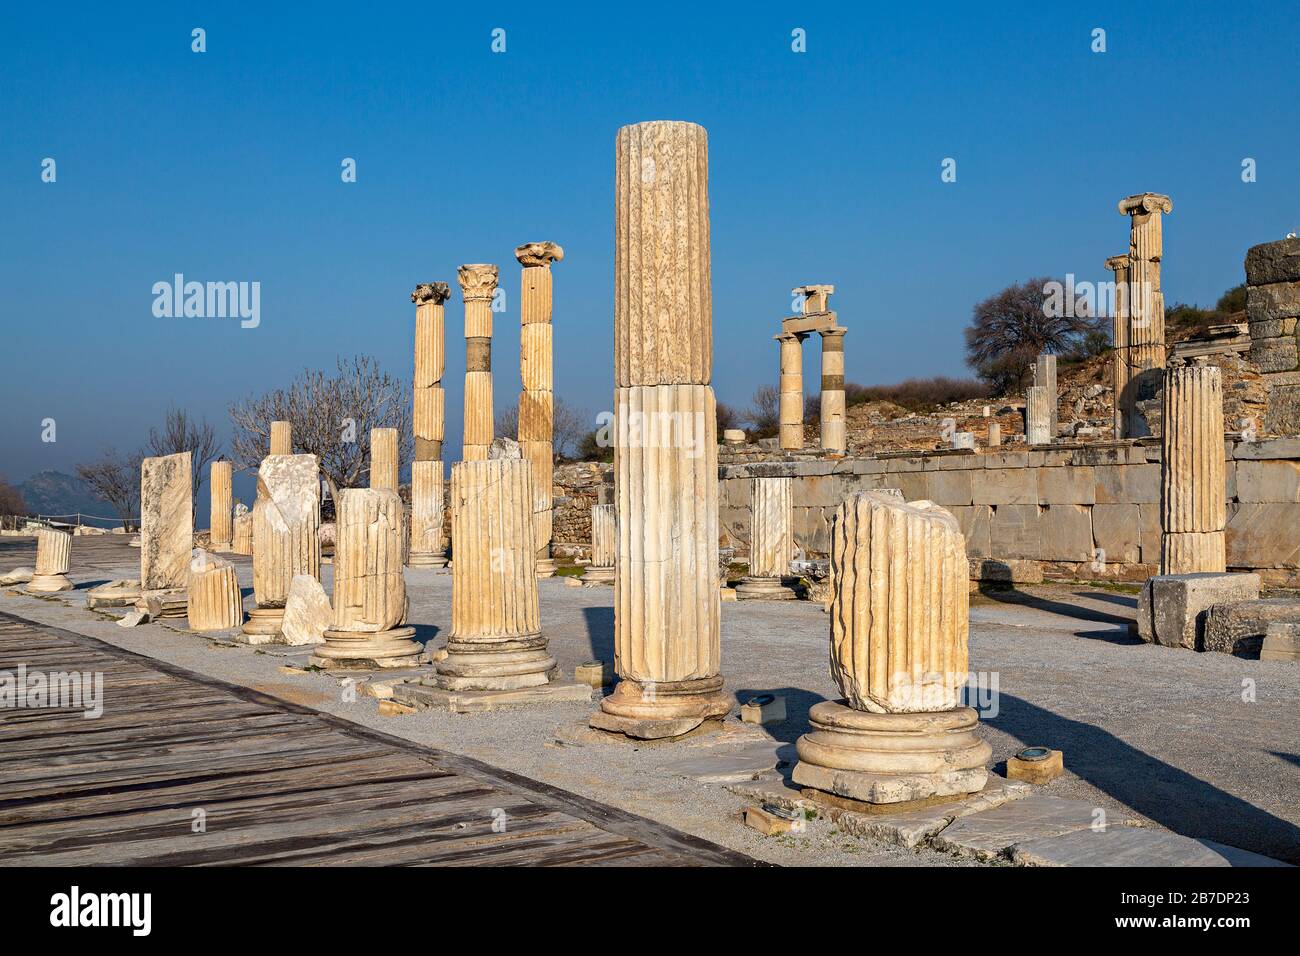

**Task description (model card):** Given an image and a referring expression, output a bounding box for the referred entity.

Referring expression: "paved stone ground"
[2,536,1297,866]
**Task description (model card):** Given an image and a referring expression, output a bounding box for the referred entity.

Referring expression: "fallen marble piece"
[117,610,150,628]
[280,574,330,645]
[0,568,34,585]
[1010,827,1289,867]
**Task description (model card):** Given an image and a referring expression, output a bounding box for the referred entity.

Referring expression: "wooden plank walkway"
[0,612,757,867]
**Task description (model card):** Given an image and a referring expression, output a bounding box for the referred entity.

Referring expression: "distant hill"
[19,471,123,526]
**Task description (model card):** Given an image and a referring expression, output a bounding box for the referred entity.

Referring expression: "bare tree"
[495,405,519,440]
[75,449,143,531]
[228,355,412,505]
[0,476,27,524]
[746,385,779,432]
[553,397,590,460]
[148,405,221,515]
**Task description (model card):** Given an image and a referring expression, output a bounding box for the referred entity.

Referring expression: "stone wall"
[719,438,1300,587]
[551,461,613,560]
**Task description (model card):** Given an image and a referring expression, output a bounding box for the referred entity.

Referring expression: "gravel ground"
[3,535,1298,866]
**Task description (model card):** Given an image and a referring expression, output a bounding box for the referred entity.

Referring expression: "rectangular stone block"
[1264,384,1300,436]
[948,505,991,557]
[1203,599,1300,656]
[1245,237,1300,285]
[928,470,973,507]
[1246,280,1300,322]
[989,504,1043,560]
[973,468,1037,505]
[887,471,930,502]
[1232,437,1300,459]
[1249,336,1299,373]
[1235,460,1300,502]
[982,451,1028,469]
[1138,572,1262,650]
[1093,463,1160,504]
[1261,622,1300,662]
[1036,504,1094,562]
[1227,503,1300,567]
[1037,466,1095,505]
[1091,503,1140,565]
[1138,503,1163,565]
[791,506,831,556]
[969,557,1042,584]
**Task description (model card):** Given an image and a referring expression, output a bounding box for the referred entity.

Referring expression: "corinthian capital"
[457,264,500,301]
[515,241,565,267]
[412,282,452,305]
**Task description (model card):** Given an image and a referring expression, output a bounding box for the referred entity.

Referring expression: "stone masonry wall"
[551,461,613,561]
[719,438,1300,587]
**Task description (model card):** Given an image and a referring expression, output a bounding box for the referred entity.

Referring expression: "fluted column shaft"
[370,427,398,492]
[270,420,292,455]
[591,503,616,569]
[35,528,71,574]
[1107,254,1133,437]
[517,242,564,569]
[1161,363,1226,573]
[748,477,793,578]
[778,332,805,450]
[209,460,233,550]
[188,561,242,631]
[246,454,321,638]
[232,512,252,555]
[1034,353,1058,438]
[1119,195,1173,433]
[819,328,847,454]
[332,488,405,632]
[459,264,498,461]
[437,458,554,690]
[592,121,729,739]
[411,282,450,567]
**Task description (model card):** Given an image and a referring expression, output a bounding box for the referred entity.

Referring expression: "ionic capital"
[1117,193,1173,216]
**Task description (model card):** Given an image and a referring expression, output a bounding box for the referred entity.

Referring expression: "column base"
[581,566,615,585]
[734,576,797,600]
[588,675,733,740]
[1161,531,1226,575]
[792,701,990,805]
[239,606,285,643]
[310,626,423,669]
[87,579,142,609]
[535,558,558,579]
[25,573,73,594]
[408,550,449,569]
[434,634,556,690]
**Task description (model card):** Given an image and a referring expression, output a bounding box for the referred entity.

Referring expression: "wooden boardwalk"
[0,612,756,866]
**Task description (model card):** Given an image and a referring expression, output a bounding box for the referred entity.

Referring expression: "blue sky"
[2,2,1297,513]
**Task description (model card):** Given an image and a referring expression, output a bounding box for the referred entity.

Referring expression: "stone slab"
[792,760,987,805]
[1203,598,1300,655]
[396,681,593,714]
[930,794,1127,862]
[1010,826,1289,867]
[1261,622,1300,662]
[659,741,783,784]
[1138,573,1262,650]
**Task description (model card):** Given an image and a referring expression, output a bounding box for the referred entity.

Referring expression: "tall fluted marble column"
[819,328,847,455]
[516,241,565,577]
[242,454,321,642]
[1119,193,1173,438]
[459,264,498,462]
[436,458,555,689]
[270,420,292,456]
[1034,353,1058,439]
[26,528,73,593]
[311,487,421,668]
[777,332,805,450]
[209,460,233,551]
[793,493,990,804]
[736,477,796,600]
[370,427,399,492]
[410,282,450,567]
[582,503,616,584]
[591,119,730,740]
[1160,360,1226,573]
[1106,253,1133,438]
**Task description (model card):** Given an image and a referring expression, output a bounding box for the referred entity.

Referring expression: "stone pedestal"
[1025,386,1051,446]
[187,554,243,631]
[736,476,795,600]
[1034,353,1058,438]
[591,121,729,740]
[517,241,564,577]
[459,264,498,462]
[986,423,1001,447]
[270,420,292,455]
[139,452,192,599]
[26,528,73,593]
[582,503,616,584]
[312,487,421,668]
[777,332,805,450]
[1160,361,1225,574]
[242,454,321,642]
[437,458,554,689]
[370,427,399,493]
[819,328,847,455]
[793,493,990,804]
[209,460,233,551]
[411,282,450,566]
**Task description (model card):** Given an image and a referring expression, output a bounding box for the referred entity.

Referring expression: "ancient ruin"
[26,528,73,593]
[187,551,243,631]
[270,419,293,455]
[591,120,730,740]
[516,241,564,578]
[209,460,233,551]
[793,492,991,804]
[776,285,848,453]
[370,427,399,493]
[410,282,450,568]
[242,454,321,642]
[582,503,616,584]
[459,263,498,462]
[1160,360,1227,574]
[735,476,796,599]
[1114,193,1173,438]
[138,451,192,613]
